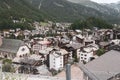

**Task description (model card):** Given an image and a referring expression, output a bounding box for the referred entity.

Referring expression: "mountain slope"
[0,0,120,24]
[0,0,45,22]
[67,0,120,20]
[26,0,120,23]
[26,0,116,22]
[105,2,120,13]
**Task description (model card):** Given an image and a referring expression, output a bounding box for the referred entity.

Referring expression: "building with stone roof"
[79,50,120,80]
[0,37,30,59]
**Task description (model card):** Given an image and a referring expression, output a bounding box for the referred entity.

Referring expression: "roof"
[66,43,84,49]
[51,48,68,57]
[59,49,68,55]
[30,54,42,60]
[38,41,51,45]
[87,43,99,49]
[20,58,36,65]
[76,34,84,39]
[85,50,120,80]
[110,39,120,45]
[83,47,92,53]
[0,39,24,53]
[99,41,110,46]
[108,44,120,51]
[39,47,53,55]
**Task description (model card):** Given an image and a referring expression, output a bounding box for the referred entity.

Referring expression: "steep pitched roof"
[0,39,24,53]
[85,50,120,80]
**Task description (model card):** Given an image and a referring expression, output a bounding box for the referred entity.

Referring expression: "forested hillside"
[27,0,120,24]
[70,17,113,30]
[0,0,46,30]
[0,0,120,30]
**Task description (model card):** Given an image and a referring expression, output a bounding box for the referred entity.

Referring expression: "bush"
[2,59,15,72]
[2,64,12,72]
[96,48,105,56]
[50,68,58,76]
[2,59,12,64]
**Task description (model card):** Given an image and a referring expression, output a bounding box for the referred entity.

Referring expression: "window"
[21,48,25,51]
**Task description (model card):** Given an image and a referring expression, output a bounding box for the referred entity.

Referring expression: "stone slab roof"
[85,50,120,80]
[0,39,24,53]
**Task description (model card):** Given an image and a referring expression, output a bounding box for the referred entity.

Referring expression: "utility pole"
[66,64,71,80]
[0,64,2,80]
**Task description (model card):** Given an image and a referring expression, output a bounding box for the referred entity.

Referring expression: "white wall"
[33,44,47,52]
[79,51,93,63]
[32,44,41,51]
[17,45,30,57]
[49,53,63,71]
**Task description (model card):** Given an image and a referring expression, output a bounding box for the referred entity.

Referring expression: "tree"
[70,17,113,30]
[96,48,105,56]
[74,54,78,62]
[2,59,15,72]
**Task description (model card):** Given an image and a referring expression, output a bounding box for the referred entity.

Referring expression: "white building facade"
[78,45,99,63]
[49,52,64,71]
[17,45,30,57]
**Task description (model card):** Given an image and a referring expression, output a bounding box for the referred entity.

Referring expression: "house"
[32,43,42,53]
[78,44,99,63]
[74,34,84,44]
[39,47,53,65]
[79,50,120,80]
[23,30,31,40]
[31,30,40,36]
[13,57,39,74]
[13,54,45,74]
[98,29,113,41]
[84,35,95,46]
[110,39,120,45]
[24,40,31,49]
[108,44,120,51]
[3,30,10,38]
[32,40,51,53]
[75,29,82,34]
[105,29,113,40]
[63,42,84,59]
[0,37,30,59]
[47,48,69,71]
[99,41,110,50]
[73,34,95,46]
[113,28,120,39]
[60,35,70,45]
